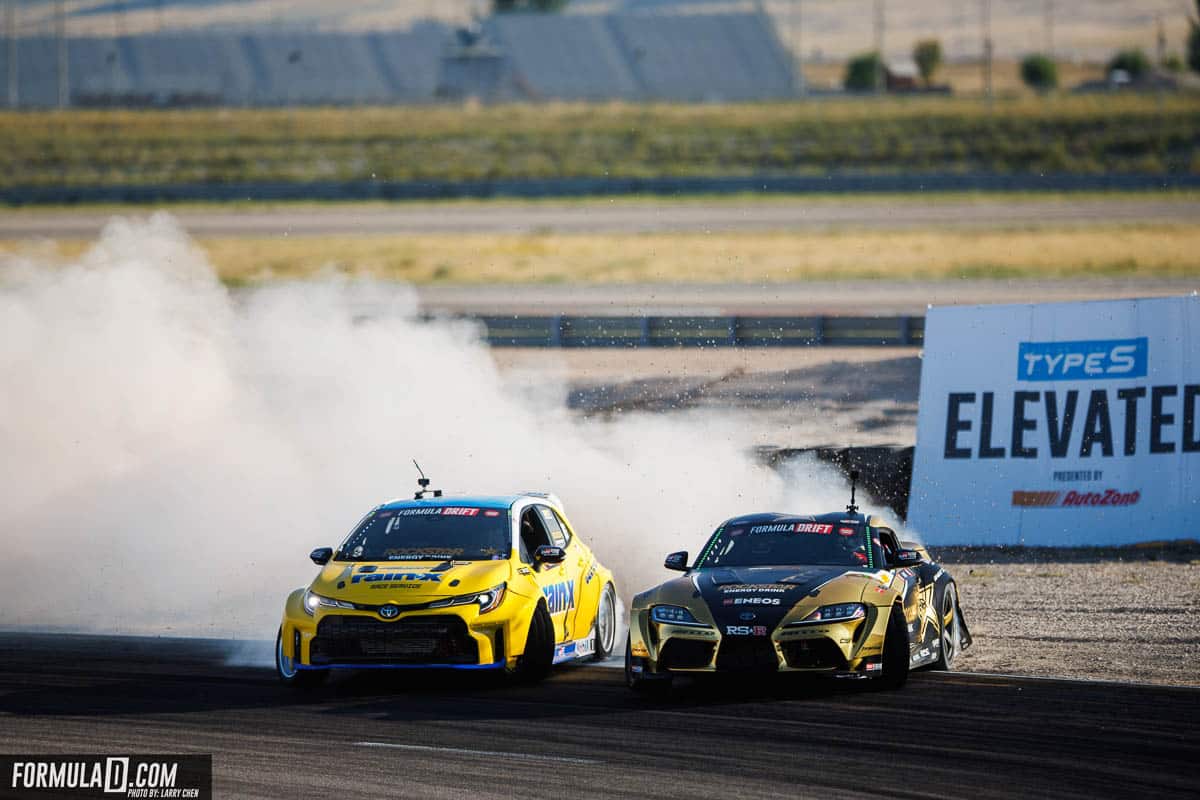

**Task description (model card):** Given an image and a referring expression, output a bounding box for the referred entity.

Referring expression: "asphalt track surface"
[3,197,1199,238]
[0,634,1195,799]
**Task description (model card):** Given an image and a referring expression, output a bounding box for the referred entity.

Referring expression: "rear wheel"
[592,583,617,661]
[931,584,961,671]
[275,627,328,688]
[875,605,910,690]
[512,603,555,683]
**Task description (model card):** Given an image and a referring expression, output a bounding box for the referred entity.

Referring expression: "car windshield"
[695,520,882,569]
[337,506,511,562]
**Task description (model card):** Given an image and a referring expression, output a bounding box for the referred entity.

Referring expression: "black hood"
[696,565,851,632]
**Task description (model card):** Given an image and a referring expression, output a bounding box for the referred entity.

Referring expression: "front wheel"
[511,602,555,683]
[874,606,910,690]
[592,583,617,661]
[931,583,961,671]
[275,627,328,688]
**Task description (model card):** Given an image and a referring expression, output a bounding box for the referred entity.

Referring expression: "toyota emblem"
[379,605,399,619]
[739,611,756,621]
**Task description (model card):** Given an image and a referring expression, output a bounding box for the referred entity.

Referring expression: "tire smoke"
[0,214,854,638]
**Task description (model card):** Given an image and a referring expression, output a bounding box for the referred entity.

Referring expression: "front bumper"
[304,613,500,669]
[630,606,888,677]
[281,594,516,671]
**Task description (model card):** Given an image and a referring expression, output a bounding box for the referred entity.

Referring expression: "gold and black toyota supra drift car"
[626,492,970,692]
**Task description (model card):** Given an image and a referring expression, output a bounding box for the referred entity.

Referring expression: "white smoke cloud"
[0,213,855,639]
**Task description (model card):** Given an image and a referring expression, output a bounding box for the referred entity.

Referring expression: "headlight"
[302,589,355,616]
[791,603,867,625]
[428,583,507,615]
[651,605,708,627]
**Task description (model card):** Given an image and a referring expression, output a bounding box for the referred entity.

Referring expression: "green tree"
[1020,54,1058,91]
[493,0,569,11]
[844,52,883,92]
[913,39,943,86]
[1107,48,1150,80]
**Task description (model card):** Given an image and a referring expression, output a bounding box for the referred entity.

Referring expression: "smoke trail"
[0,214,854,639]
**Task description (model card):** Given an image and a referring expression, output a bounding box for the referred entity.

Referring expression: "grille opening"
[658,638,715,670]
[310,614,479,665]
[780,638,847,669]
[715,638,780,672]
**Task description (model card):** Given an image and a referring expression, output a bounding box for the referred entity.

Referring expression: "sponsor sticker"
[1011,489,1141,508]
[351,570,441,585]
[718,584,790,594]
[543,580,575,614]
[749,522,834,535]
[724,625,770,636]
[441,507,480,516]
[723,597,782,606]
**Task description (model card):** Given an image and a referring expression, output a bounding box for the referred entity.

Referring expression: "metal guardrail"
[472,315,924,348]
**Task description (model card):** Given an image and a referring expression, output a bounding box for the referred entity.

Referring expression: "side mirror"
[664,551,689,571]
[534,545,566,565]
[310,547,333,566]
[893,548,922,566]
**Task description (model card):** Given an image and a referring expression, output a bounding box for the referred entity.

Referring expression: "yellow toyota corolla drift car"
[275,489,616,686]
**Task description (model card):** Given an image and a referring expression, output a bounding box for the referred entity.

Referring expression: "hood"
[695,565,868,632]
[310,560,511,606]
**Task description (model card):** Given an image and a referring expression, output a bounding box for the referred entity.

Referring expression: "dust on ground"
[494,346,920,447]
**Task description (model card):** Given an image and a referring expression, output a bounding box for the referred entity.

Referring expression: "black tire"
[275,627,328,688]
[931,583,961,671]
[592,583,617,661]
[513,602,555,683]
[875,605,910,690]
[625,633,671,695]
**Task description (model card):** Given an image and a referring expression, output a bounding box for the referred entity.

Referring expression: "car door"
[535,504,586,642]
[877,525,937,651]
[519,505,574,643]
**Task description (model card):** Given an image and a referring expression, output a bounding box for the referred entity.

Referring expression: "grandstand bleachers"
[0,8,798,107]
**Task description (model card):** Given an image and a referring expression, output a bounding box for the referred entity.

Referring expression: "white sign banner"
[909,295,1199,546]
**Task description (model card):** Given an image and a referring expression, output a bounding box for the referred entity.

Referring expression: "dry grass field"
[6,223,1195,285]
[3,94,1196,188]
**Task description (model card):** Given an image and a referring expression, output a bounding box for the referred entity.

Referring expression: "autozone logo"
[722,597,781,606]
[1011,489,1141,508]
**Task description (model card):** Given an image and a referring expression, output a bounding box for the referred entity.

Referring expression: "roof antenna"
[413,459,442,500]
[846,469,860,515]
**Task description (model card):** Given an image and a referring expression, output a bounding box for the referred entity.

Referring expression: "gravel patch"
[941,544,1200,686]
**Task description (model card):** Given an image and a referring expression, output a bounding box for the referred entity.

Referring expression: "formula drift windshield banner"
[909,296,1198,546]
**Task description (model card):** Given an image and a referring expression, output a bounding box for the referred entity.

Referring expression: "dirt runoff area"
[937,543,1200,687]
